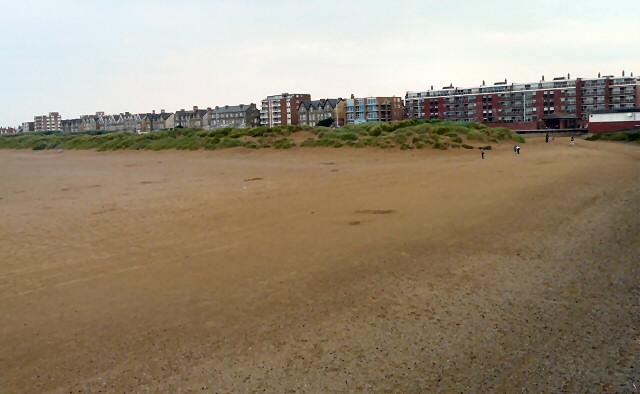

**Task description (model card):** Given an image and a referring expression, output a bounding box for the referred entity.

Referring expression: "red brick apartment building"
[260,93,311,127]
[345,95,404,124]
[405,73,639,130]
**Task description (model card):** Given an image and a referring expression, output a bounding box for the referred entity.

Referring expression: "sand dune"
[0,136,638,392]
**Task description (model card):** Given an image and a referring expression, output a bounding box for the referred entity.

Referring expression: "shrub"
[32,142,47,150]
[432,141,448,150]
[273,138,294,149]
[394,132,408,145]
[339,132,359,141]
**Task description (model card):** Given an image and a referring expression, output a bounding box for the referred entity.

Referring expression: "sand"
[0,136,638,392]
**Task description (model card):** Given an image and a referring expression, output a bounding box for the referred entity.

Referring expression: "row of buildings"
[259,93,405,127]
[20,105,261,134]
[6,71,639,134]
[405,72,639,129]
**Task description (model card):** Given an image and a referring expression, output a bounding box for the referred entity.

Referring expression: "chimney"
[225,105,229,109]
[430,85,433,90]
[180,108,185,112]
[350,94,355,99]
[598,72,601,78]
[152,110,155,114]
[482,80,485,85]
[542,75,544,81]
[193,106,198,112]
[161,109,165,114]
[450,83,453,88]
[239,104,244,109]
[504,78,507,83]
[622,70,625,76]
[207,107,212,111]
[215,106,219,109]
[567,73,570,79]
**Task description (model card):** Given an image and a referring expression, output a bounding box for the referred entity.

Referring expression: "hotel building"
[345,95,404,125]
[405,73,639,129]
[34,112,62,132]
[260,93,311,127]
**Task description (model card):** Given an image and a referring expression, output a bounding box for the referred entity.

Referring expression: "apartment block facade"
[345,95,404,125]
[210,104,260,129]
[34,112,62,132]
[260,93,311,127]
[405,73,640,129]
[22,121,35,133]
[61,119,82,133]
[297,99,346,127]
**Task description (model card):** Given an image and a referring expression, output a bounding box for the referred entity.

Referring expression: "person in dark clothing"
[514,145,517,153]
[546,133,550,143]
[516,146,521,154]
[481,148,485,159]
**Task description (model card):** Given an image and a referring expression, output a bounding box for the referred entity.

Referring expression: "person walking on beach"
[514,145,517,153]
[516,146,521,154]
[481,148,485,159]
[570,136,575,147]
[546,133,550,143]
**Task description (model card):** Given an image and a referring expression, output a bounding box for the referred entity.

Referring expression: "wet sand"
[0,137,638,392]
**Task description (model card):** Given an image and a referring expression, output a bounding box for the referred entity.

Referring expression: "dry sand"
[0,137,638,392]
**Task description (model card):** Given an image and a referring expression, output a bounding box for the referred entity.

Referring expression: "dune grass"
[0,119,525,151]
[586,132,640,142]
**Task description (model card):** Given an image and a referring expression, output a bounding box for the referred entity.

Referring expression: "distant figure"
[513,145,517,153]
[570,136,575,147]
[516,146,521,154]
[481,148,485,159]
[545,133,550,143]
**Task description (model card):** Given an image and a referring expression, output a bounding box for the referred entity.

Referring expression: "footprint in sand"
[355,209,396,215]
[244,177,263,182]
[348,209,396,225]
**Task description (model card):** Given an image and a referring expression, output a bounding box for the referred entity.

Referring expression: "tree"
[317,117,334,127]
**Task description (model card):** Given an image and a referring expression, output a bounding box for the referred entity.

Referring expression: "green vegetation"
[586,132,640,142]
[0,119,525,151]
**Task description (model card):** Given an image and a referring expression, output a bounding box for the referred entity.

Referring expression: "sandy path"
[0,137,638,392]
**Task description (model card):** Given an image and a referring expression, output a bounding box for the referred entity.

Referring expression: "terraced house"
[345,95,405,125]
[174,106,211,128]
[210,104,259,129]
[297,98,346,127]
[140,110,174,132]
[80,114,102,131]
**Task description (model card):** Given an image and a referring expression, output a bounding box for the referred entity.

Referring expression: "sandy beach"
[0,136,638,392]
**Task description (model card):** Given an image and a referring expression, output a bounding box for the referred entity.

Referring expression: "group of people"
[481,133,576,159]
[546,132,576,147]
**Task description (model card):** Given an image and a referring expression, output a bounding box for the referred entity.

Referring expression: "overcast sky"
[1,0,639,126]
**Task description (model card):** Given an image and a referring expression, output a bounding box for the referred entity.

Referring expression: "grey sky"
[1,0,639,126]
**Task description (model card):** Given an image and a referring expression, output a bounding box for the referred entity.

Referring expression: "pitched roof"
[211,104,254,114]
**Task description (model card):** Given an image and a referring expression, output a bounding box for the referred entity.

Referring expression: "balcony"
[582,81,606,87]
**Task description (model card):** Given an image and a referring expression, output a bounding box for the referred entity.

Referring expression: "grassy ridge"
[0,119,525,151]
[586,132,640,142]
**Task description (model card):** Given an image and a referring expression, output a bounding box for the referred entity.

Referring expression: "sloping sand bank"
[1,137,638,392]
